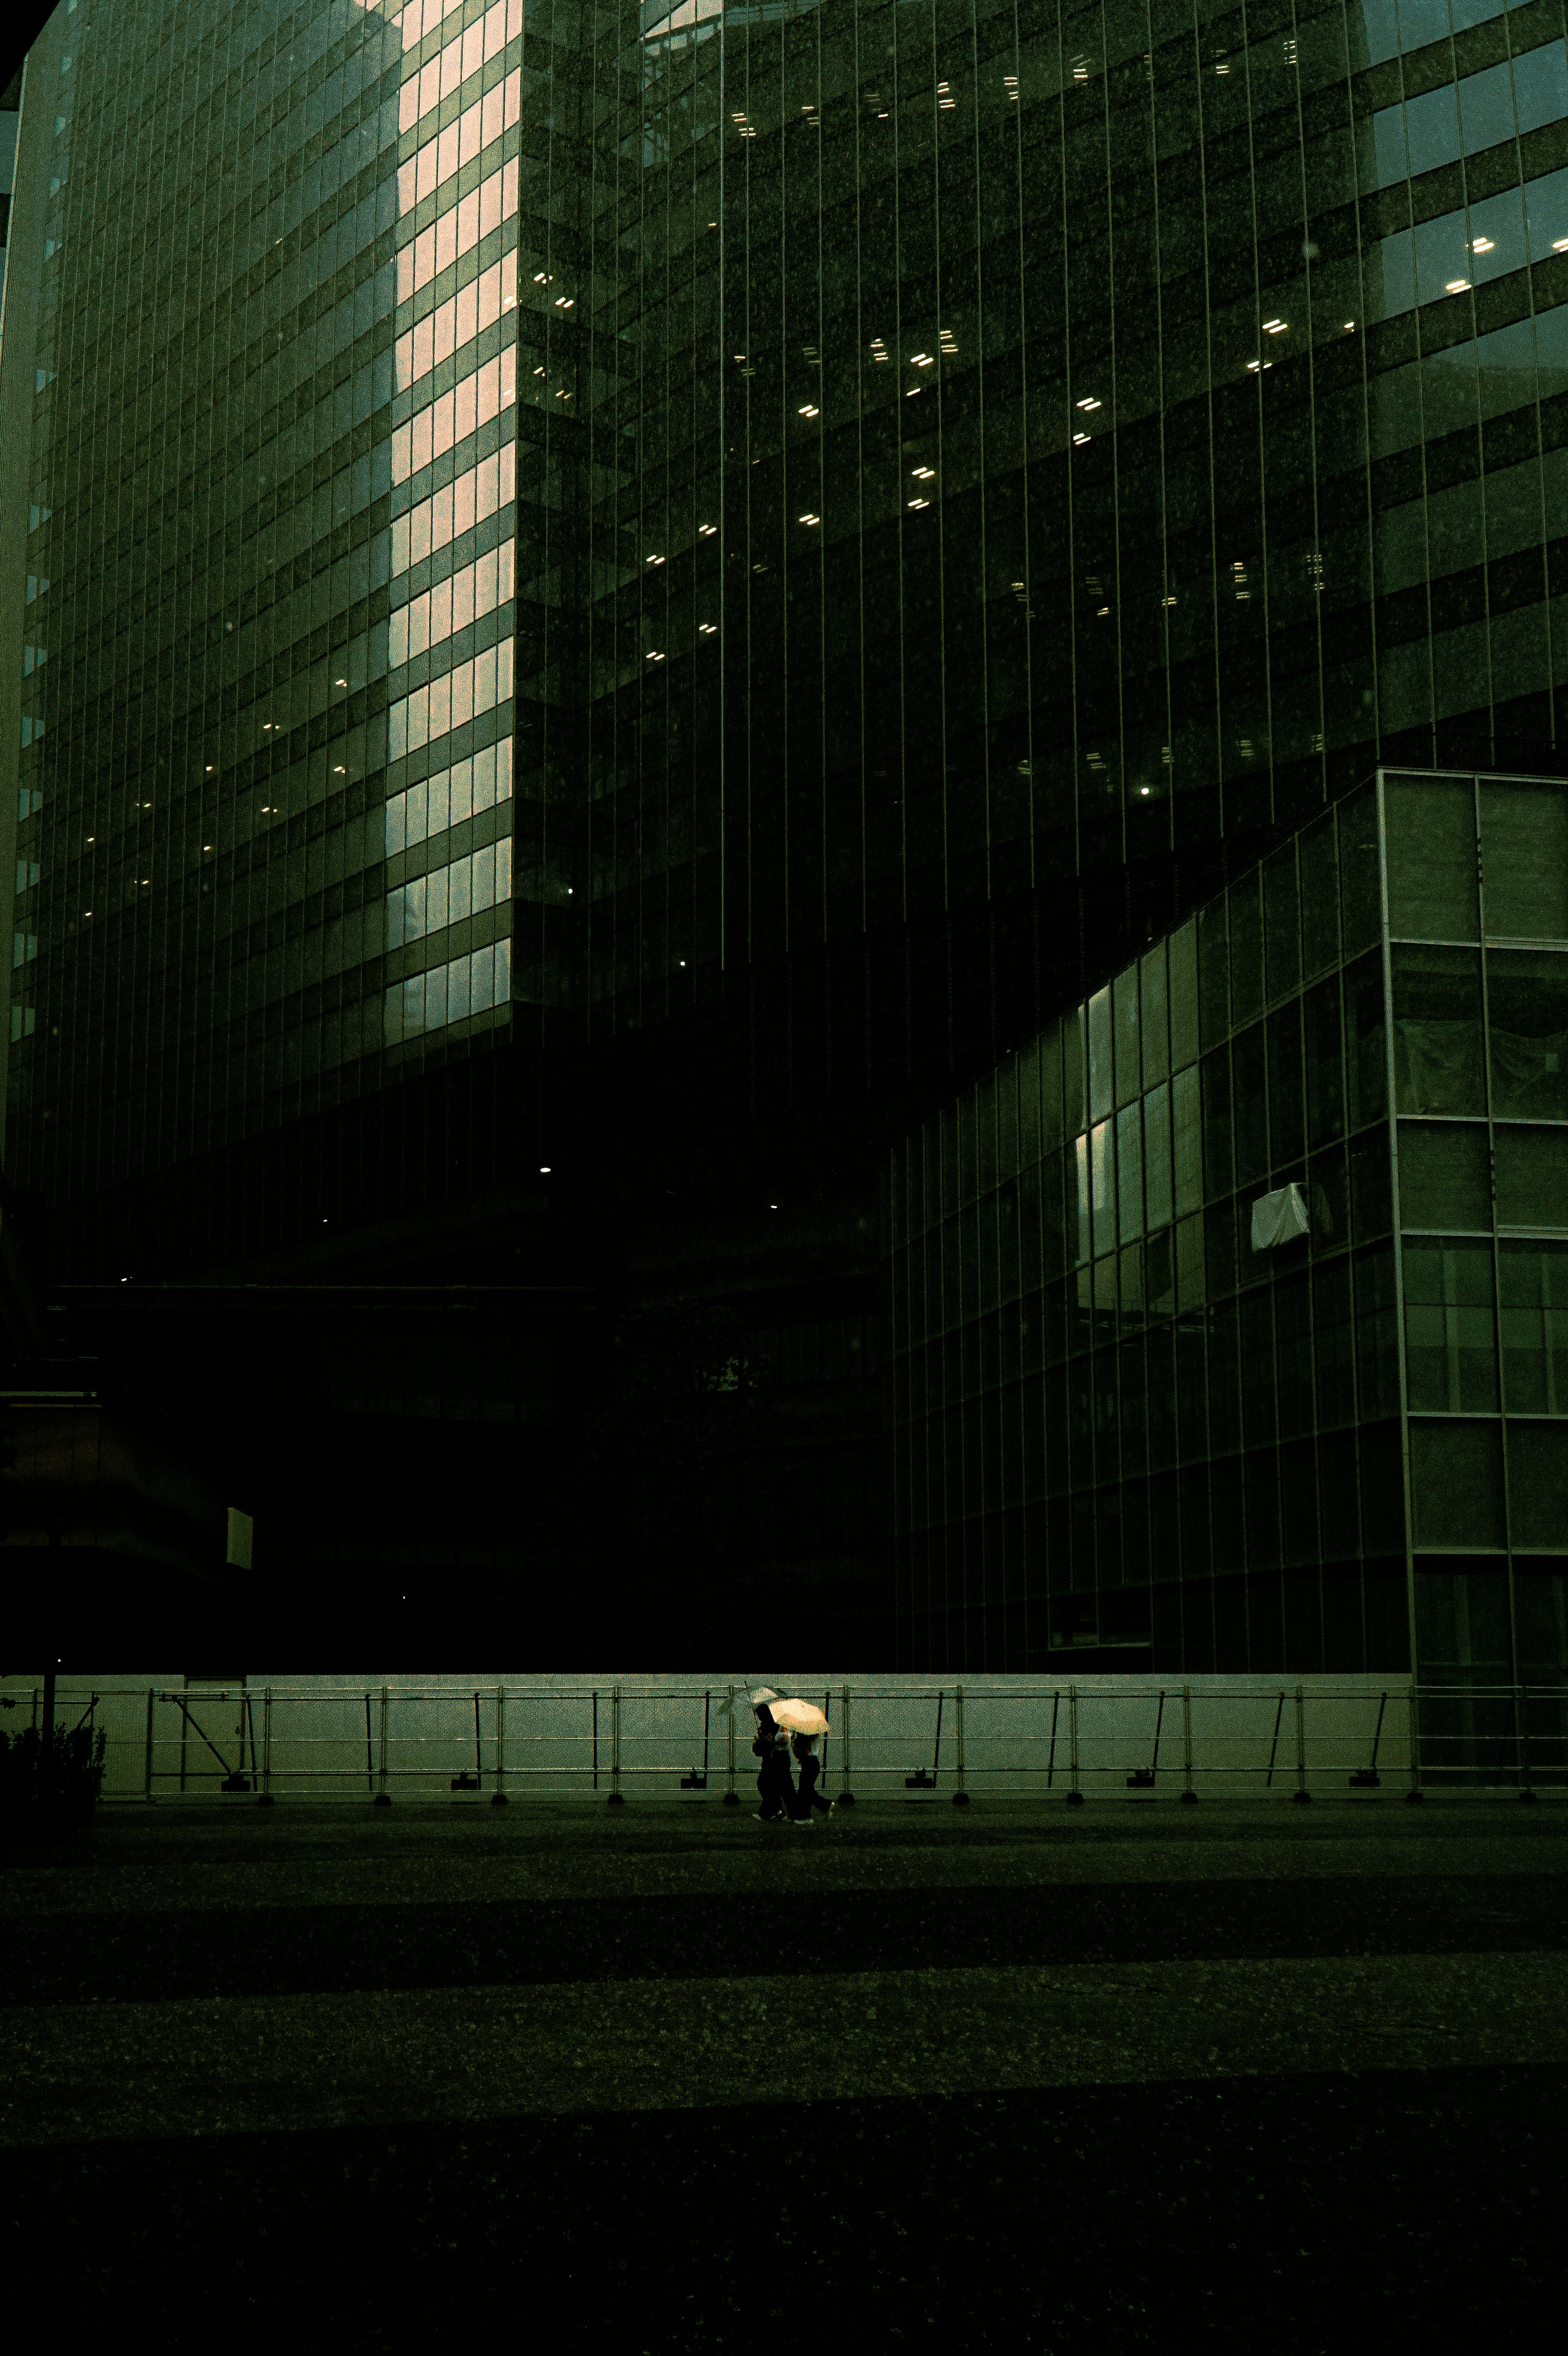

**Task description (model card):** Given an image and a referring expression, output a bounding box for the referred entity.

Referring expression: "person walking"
[791,1730,831,1824]
[750,1690,796,1823]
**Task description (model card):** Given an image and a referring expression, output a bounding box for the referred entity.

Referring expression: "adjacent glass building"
[886,766,1568,1679]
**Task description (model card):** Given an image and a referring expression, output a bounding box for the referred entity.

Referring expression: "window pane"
[1114,968,1141,1107]
[1303,974,1345,1146]
[1402,1237,1499,1412]
[1267,1000,1306,1170]
[1170,918,1200,1070]
[1173,1065,1202,1215]
[1300,812,1340,977]
[1494,1126,1568,1227]
[1499,1240,1568,1414]
[1145,1082,1173,1231]
[1479,777,1568,941]
[1486,949,1568,1121]
[1091,1120,1116,1259]
[1385,772,1479,941]
[1229,870,1263,1027]
[1391,944,1486,1115]
[1412,1560,1511,1672]
[1140,945,1169,1087]
[1201,1048,1233,1198]
[1263,845,1300,999]
[1409,1420,1506,1549]
[1233,1023,1268,1186]
[1345,950,1389,1129]
[1117,1101,1143,1241]
[1508,1422,1568,1549]
[1089,989,1113,1122]
[1398,1120,1492,1229]
[1339,784,1382,956]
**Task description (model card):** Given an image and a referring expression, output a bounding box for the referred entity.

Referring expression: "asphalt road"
[3,1797,1565,2347]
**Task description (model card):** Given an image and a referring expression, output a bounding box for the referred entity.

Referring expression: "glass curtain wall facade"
[2,0,525,1259]
[885,767,1568,1680]
[9,0,1568,1272]
[574,0,1568,1181]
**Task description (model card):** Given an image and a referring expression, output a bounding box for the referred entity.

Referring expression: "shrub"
[0,1720,109,1823]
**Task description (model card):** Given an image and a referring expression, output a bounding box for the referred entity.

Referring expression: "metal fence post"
[724,1685,739,1804]
[1517,1684,1537,1803]
[837,1685,854,1804]
[143,1686,155,1803]
[952,1683,969,1806]
[608,1684,624,1805]
[258,1687,274,1807]
[1292,1683,1311,1803]
[492,1685,509,1807]
[1180,1684,1197,1803]
[374,1685,392,1806]
[1407,1685,1425,1803]
[1066,1684,1084,1805]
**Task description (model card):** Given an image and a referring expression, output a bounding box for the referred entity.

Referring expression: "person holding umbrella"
[749,1688,796,1824]
[765,1696,833,1827]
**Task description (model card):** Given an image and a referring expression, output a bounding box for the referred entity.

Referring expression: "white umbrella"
[766,1698,830,1737]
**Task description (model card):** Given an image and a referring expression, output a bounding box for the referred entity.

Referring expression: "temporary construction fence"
[3,1677,1566,1805]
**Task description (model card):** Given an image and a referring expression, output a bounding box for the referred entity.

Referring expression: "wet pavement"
[2,1797,1564,2346]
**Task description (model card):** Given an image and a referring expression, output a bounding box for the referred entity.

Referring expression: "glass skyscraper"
[886,766,1568,1682]
[0,0,1565,1655]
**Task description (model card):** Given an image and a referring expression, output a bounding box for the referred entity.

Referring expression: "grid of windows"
[885,769,1568,1681]
[2,0,526,1246]
[5,0,1568,1323]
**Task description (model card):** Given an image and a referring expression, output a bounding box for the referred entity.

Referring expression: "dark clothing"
[753,1716,795,1819]
[795,1750,830,1817]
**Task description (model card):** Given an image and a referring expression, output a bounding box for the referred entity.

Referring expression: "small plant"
[0,1719,108,1824]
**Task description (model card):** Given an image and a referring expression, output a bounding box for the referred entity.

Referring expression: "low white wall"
[1,1671,1450,1801]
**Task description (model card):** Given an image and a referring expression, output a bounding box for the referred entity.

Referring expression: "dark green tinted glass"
[1508,1423,1568,1551]
[1499,1239,1568,1415]
[1384,773,1479,943]
[1486,950,1568,1122]
[1479,778,1568,941]
[1403,1237,1499,1413]
[1494,1126,1568,1228]
[1409,1422,1506,1550]
[1397,1120,1492,1230]
[1390,945,1486,1117]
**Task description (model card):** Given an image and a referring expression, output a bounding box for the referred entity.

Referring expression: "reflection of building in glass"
[886,770,1568,1684]
[2,0,1568,1661]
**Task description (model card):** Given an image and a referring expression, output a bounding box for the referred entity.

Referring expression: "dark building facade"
[2,0,1568,1657]
[886,766,1568,1681]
